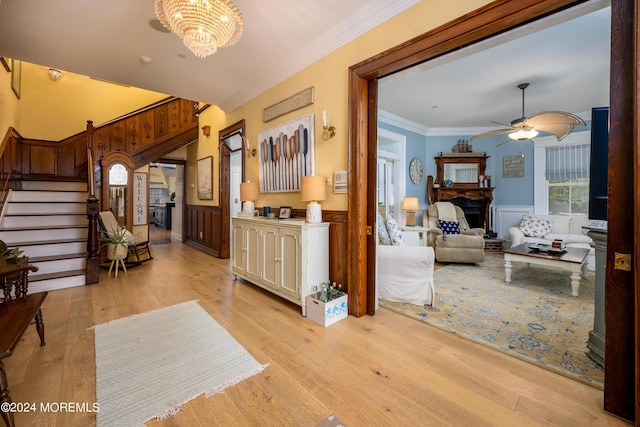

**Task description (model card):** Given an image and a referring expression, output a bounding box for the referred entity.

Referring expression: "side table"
[400,225,428,246]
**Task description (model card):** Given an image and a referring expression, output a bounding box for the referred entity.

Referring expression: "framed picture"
[197,156,213,200]
[11,59,21,99]
[257,113,315,193]
[278,206,291,219]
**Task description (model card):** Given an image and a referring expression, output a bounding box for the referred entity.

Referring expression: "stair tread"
[29,252,88,263]
[1,224,87,231]
[4,212,86,217]
[8,238,87,247]
[29,269,86,281]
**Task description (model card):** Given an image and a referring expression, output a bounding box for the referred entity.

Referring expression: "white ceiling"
[379,0,611,134]
[0,0,610,131]
[0,0,418,112]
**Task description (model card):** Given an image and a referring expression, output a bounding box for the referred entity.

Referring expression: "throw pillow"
[438,219,460,235]
[519,215,553,237]
[377,212,391,245]
[386,216,405,246]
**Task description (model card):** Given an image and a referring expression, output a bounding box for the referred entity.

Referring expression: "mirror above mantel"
[434,152,489,188]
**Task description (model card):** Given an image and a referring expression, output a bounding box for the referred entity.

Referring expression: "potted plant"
[100,227,130,261]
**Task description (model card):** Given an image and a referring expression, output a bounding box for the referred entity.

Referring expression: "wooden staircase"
[0,96,200,290]
[0,180,88,292]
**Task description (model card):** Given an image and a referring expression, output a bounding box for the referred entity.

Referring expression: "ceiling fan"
[471,83,586,145]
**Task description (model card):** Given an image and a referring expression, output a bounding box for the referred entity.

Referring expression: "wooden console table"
[0,263,45,427]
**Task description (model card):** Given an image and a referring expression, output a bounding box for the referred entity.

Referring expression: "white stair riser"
[21,181,87,192]
[19,241,86,258]
[0,227,87,243]
[2,215,87,228]
[5,202,86,215]
[31,258,86,275]
[29,275,86,293]
[10,191,88,203]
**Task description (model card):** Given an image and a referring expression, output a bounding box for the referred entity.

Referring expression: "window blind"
[545,144,590,180]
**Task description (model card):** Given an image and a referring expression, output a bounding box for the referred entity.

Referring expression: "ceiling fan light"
[509,129,538,140]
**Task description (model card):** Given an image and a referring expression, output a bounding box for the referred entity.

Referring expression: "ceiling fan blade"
[471,128,514,141]
[524,111,586,127]
[531,123,575,141]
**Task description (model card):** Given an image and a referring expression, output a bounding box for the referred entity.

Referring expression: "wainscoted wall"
[185,205,348,293]
[185,204,222,257]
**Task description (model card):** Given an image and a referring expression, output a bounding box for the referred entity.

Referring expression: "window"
[545,144,590,216]
[377,128,406,220]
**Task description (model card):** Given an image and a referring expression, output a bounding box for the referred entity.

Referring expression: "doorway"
[149,161,186,245]
[347,0,637,420]
[218,120,246,259]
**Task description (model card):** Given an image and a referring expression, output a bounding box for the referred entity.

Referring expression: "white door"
[230,151,242,220]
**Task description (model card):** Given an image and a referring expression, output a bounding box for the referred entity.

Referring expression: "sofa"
[376,211,435,306]
[509,214,595,270]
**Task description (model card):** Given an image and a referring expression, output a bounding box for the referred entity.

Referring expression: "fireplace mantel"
[427,153,494,230]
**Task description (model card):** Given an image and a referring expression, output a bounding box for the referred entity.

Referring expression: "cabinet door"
[231,221,245,273]
[278,228,301,300]
[244,223,262,282]
[260,226,279,290]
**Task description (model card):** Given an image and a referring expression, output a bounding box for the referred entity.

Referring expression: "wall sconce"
[321,110,336,141]
[201,125,211,136]
[243,136,256,157]
[48,68,62,81]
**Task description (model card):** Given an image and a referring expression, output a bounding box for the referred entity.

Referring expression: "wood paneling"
[605,0,636,420]
[185,204,221,257]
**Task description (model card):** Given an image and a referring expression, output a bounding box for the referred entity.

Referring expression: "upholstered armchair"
[424,202,485,264]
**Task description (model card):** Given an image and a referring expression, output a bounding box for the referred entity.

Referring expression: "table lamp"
[300,175,326,223]
[240,181,259,214]
[401,196,419,226]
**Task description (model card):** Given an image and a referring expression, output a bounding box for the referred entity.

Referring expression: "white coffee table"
[503,243,590,296]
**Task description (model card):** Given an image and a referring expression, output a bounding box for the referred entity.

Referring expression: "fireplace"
[447,197,487,230]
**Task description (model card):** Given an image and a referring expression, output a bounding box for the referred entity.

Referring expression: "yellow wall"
[12,62,168,140]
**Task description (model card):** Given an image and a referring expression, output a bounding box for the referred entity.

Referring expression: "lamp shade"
[300,176,326,202]
[401,197,419,211]
[240,181,259,201]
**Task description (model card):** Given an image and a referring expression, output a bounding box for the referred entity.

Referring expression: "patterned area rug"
[92,301,268,426]
[379,253,604,389]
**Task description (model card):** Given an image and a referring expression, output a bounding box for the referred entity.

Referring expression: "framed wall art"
[11,59,21,99]
[258,113,315,193]
[278,206,291,219]
[503,154,525,178]
[197,156,213,200]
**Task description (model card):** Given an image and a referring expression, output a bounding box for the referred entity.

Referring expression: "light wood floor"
[6,243,629,426]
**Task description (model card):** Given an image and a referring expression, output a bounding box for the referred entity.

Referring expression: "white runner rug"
[92,300,267,426]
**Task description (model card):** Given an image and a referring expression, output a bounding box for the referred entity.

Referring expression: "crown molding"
[220,0,420,112]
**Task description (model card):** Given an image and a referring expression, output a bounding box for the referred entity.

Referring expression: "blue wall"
[378,122,537,206]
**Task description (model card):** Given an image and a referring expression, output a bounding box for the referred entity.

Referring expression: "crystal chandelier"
[154,0,243,58]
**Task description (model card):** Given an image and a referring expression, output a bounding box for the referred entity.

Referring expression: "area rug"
[92,300,268,426]
[379,254,604,389]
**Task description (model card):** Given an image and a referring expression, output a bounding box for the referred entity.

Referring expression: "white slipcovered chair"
[376,211,435,306]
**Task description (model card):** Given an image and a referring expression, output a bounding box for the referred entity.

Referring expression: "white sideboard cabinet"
[232,217,329,316]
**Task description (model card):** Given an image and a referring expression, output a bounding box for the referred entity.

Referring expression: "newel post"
[85,120,100,284]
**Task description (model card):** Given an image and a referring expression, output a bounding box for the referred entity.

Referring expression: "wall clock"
[409,157,423,184]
